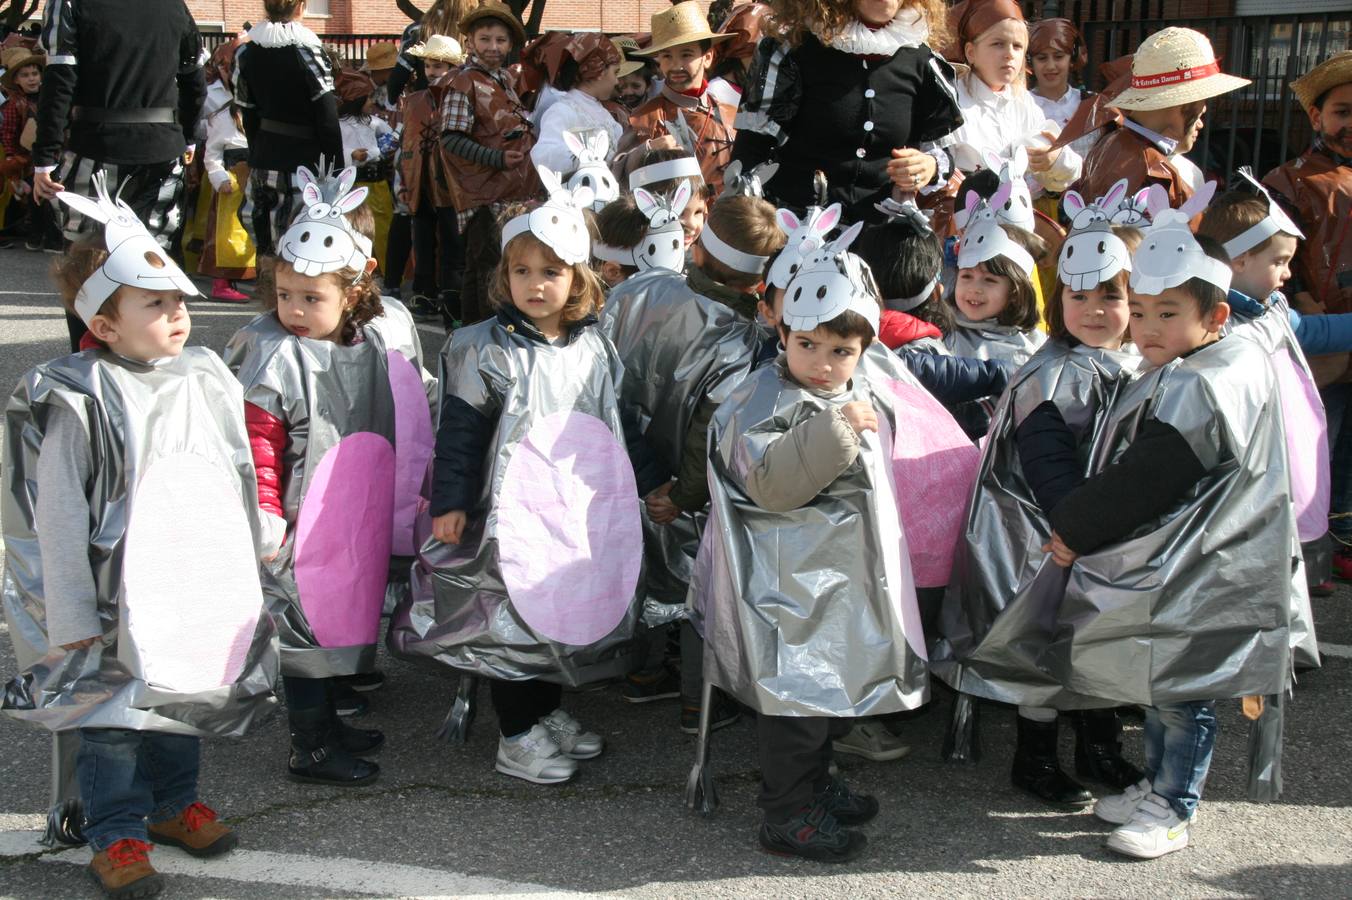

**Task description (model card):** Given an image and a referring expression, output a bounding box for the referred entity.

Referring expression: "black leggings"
[411,201,463,298]
[489,679,562,738]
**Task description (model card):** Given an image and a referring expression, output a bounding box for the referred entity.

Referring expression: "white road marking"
[1317,642,1352,659]
[2,829,608,898]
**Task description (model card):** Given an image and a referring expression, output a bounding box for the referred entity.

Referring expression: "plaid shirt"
[439,55,514,135]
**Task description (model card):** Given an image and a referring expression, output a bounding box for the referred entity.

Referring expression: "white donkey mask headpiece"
[1131,182,1231,295]
[766,203,843,290]
[631,181,692,274]
[1057,178,1142,291]
[1223,167,1303,259]
[279,164,373,276]
[56,171,200,326]
[957,198,1036,276]
[501,164,594,265]
[562,129,618,213]
[953,148,1035,232]
[781,221,880,335]
[719,159,780,200]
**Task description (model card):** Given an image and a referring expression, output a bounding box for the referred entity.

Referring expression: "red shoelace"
[105,838,153,868]
[180,801,219,832]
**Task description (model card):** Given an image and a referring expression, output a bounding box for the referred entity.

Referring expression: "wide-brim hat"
[407,33,467,65]
[1,46,44,83]
[1290,50,1352,111]
[612,37,646,77]
[632,2,735,57]
[459,1,527,47]
[1110,27,1251,111]
[365,42,398,71]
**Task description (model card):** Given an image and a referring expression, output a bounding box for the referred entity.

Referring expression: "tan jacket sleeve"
[742,406,861,513]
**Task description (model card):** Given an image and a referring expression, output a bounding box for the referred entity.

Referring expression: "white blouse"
[340,116,393,171]
[203,106,248,192]
[1031,85,1099,163]
[951,74,1082,194]
[530,88,624,176]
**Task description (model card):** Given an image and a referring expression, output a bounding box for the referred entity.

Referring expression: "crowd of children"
[3,0,1351,895]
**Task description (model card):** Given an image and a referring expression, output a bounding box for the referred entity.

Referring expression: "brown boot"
[88,839,163,899]
[146,801,238,858]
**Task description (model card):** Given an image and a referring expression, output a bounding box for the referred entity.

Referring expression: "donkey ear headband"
[1130,182,1231,295]
[766,203,843,289]
[279,162,373,277]
[631,181,693,273]
[719,159,780,199]
[1057,178,1134,291]
[501,164,594,265]
[780,222,881,335]
[1222,167,1303,258]
[562,129,619,213]
[957,198,1036,276]
[56,171,200,326]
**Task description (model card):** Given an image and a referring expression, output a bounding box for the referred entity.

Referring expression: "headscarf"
[335,68,377,104]
[1028,18,1086,72]
[945,0,1025,62]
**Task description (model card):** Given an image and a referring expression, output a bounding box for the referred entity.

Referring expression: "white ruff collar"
[826,8,928,56]
[248,21,323,49]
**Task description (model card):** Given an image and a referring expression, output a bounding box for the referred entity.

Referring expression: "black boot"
[1072,708,1145,791]
[329,704,385,755]
[1011,715,1092,808]
[287,706,380,786]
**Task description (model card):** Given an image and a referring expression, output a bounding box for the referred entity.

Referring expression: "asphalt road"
[0,244,1349,899]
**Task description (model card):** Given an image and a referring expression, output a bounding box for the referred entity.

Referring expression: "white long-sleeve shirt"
[951,75,1082,194]
[1031,85,1098,163]
[340,115,393,170]
[530,88,623,177]
[203,105,248,191]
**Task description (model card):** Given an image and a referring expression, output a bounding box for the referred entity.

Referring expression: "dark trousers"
[77,728,201,851]
[385,212,413,294]
[757,715,850,823]
[489,679,562,738]
[282,674,330,713]
[411,200,463,303]
[460,206,502,324]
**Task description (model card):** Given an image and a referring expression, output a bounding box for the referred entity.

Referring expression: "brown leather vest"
[623,85,737,194]
[399,81,457,210]
[1264,148,1352,315]
[444,64,540,211]
[1071,126,1190,210]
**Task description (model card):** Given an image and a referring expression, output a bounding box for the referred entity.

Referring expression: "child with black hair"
[1044,221,1300,861]
[854,206,1010,408]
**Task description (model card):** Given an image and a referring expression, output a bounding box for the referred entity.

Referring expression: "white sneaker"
[1094,777,1152,825]
[1105,792,1190,859]
[495,725,578,784]
[832,722,912,762]
[539,708,604,760]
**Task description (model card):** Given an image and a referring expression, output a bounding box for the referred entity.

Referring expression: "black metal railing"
[201,32,403,67]
[1082,13,1350,179]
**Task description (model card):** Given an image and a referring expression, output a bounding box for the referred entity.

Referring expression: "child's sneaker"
[1094,777,1153,824]
[816,775,879,826]
[88,838,163,898]
[759,802,868,864]
[539,708,603,759]
[832,722,911,762]
[495,724,578,784]
[620,665,681,703]
[146,801,238,858]
[679,689,742,735]
[1105,792,1190,859]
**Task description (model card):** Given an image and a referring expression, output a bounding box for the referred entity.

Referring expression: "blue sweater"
[1228,289,1352,356]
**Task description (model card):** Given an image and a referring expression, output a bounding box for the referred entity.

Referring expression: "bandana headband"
[56,171,200,326]
[1222,167,1304,258]
[699,224,770,275]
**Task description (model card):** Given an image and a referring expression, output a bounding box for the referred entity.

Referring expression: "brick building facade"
[184,0,691,35]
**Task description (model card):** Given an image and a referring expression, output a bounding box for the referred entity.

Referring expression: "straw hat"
[613,36,646,78]
[1110,27,1250,111]
[632,2,734,57]
[365,42,398,71]
[407,33,467,65]
[459,0,527,47]
[1290,50,1352,112]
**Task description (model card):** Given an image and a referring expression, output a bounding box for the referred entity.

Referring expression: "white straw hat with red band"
[1109,27,1250,112]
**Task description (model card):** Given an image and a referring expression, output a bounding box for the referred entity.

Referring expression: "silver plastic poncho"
[1223,295,1322,670]
[931,340,1139,707]
[390,318,647,684]
[697,361,929,717]
[2,349,278,735]
[600,269,761,611]
[224,313,398,678]
[946,316,1047,367]
[1047,335,1299,704]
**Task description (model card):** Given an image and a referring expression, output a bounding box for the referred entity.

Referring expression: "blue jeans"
[1142,702,1217,819]
[77,729,201,851]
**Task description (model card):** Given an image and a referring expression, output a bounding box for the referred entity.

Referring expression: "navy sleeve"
[900,350,1010,406]
[1014,400,1083,514]
[429,394,494,517]
[621,404,671,498]
[1049,419,1209,555]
